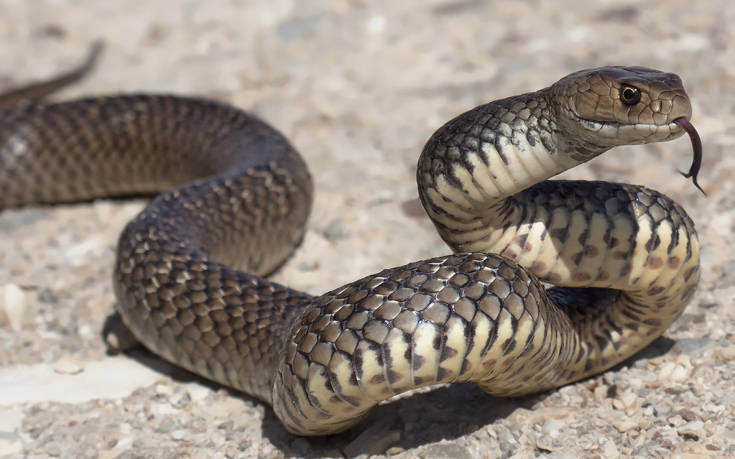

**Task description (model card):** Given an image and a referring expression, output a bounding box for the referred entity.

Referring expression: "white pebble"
[78,323,95,340]
[593,385,608,399]
[170,429,189,441]
[155,384,174,396]
[63,237,104,266]
[0,284,27,331]
[366,16,385,34]
[658,362,676,379]
[675,354,692,368]
[668,414,686,427]
[599,437,620,458]
[183,383,211,402]
[542,419,565,437]
[620,390,638,410]
[119,422,133,434]
[613,417,638,433]
[671,365,690,382]
[53,355,85,375]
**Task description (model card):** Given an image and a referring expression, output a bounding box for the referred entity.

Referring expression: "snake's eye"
[620,85,642,105]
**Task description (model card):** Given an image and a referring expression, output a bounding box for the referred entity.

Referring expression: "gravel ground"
[1,0,734,457]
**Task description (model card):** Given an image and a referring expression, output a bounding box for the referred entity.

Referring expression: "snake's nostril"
[670,94,693,121]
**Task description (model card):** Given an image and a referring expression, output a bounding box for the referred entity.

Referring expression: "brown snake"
[0,48,702,435]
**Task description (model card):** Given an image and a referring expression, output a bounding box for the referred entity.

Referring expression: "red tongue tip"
[673,117,706,196]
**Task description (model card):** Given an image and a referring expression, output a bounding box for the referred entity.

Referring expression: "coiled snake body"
[0,56,701,435]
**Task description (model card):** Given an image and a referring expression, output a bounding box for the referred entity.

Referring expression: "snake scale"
[0,47,702,435]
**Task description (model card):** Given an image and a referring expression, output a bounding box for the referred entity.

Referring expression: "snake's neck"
[417,89,600,254]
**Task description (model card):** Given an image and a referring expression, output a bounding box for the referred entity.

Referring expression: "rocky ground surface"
[1,0,734,457]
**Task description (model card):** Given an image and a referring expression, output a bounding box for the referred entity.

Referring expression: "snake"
[0,46,702,436]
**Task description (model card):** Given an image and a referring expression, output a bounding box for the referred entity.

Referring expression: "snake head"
[552,66,692,151]
[550,66,704,193]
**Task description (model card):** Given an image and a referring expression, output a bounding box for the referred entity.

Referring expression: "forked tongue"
[673,117,706,195]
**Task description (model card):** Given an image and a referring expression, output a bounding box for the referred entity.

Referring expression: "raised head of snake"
[553,66,691,152]
[550,67,703,192]
[0,57,702,436]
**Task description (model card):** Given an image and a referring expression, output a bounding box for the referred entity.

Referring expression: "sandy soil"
[1,0,734,457]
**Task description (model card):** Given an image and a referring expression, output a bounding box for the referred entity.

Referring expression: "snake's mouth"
[569,110,705,194]
[571,111,683,142]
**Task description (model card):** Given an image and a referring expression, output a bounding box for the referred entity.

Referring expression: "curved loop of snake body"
[0,60,701,435]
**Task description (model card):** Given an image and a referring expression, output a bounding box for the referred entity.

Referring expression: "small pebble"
[62,237,104,266]
[155,384,174,396]
[542,419,565,437]
[322,218,350,241]
[678,420,706,441]
[613,417,639,433]
[670,365,690,382]
[420,443,474,459]
[169,391,191,409]
[170,429,190,441]
[619,390,638,410]
[37,288,57,304]
[0,284,27,331]
[53,355,85,375]
[385,446,405,455]
[494,425,518,457]
[599,437,620,459]
[655,404,673,416]
[668,414,687,427]
[297,261,320,272]
[658,362,676,379]
[77,323,94,340]
[184,383,211,402]
[677,408,698,422]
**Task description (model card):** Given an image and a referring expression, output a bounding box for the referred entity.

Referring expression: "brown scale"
[1,46,702,435]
